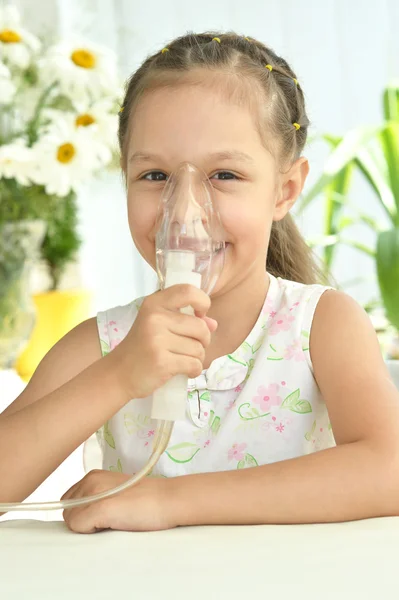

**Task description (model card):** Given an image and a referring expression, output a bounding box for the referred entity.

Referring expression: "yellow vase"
[15,289,92,382]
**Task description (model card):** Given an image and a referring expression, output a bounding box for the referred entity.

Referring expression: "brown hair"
[118,31,328,285]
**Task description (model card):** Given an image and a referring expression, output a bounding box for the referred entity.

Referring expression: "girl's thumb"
[202,316,218,333]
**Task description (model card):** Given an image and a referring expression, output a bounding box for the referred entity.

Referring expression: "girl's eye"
[140,170,240,182]
[141,171,168,182]
[212,171,239,181]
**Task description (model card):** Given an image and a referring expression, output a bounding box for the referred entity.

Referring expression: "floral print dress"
[90,273,336,477]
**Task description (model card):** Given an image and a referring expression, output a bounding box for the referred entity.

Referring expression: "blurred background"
[1,0,399,519]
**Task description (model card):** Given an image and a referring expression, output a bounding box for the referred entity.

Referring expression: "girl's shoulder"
[270,273,335,321]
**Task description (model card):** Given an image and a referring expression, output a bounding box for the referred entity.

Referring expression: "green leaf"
[211,416,221,434]
[383,84,399,122]
[281,389,300,408]
[103,421,116,449]
[354,142,396,221]
[281,389,312,414]
[237,453,258,469]
[299,126,379,213]
[100,339,110,356]
[376,227,399,329]
[290,400,312,414]
[305,420,316,441]
[165,442,200,464]
[200,390,211,402]
[379,122,399,218]
[252,336,263,354]
[241,341,252,353]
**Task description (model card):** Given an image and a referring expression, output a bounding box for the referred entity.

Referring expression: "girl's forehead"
[130,83,265,148]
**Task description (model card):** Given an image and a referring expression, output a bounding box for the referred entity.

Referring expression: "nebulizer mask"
[0,162,226,513]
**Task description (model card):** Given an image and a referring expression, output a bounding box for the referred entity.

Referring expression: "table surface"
[1,517,399,600]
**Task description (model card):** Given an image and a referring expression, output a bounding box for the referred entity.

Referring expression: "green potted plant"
[0,4,121,380]
[298,81,399,386]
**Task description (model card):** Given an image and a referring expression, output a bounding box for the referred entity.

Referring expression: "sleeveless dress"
[91,273,336,477]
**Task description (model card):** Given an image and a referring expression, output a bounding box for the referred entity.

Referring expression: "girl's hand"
[60,469,177,534]
[108,284,218,400]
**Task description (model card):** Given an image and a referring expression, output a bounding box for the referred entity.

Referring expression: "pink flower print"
[234,384,243,393]
[148,430,155,437]
[268,312,295,335]
[289,301,300,312]
[228,442,247,462]
[284,339,306,362]
[110,337,122,351]
[262,295,274,315]
[276,423,285,433]
[204,439,211,448]
[108,321,117,326]
[253,383,282,412]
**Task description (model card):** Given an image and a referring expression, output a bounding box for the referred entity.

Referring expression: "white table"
[1,517,399,599]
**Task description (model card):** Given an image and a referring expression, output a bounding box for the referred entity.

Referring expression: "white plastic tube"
[151,251,201,421]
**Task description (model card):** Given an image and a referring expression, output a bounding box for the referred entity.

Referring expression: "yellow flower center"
[0,29,22,43]
[75,113,95,127]
[71,49,96,69]
[57,143,76,164]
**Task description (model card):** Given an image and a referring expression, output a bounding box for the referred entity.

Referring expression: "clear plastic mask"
[154,162,226,295]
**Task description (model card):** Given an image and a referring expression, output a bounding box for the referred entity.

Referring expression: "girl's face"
[125,79,306,297]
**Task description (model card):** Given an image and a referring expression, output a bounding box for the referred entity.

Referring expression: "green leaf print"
[281,389,312,414]
[100,339,110,356]
[227,354,247,367]
[301,329,310,339]
[103,421,116,449]
[237,453,258,469]
[281,389,300,407]
[109,458,123,473]
[305,420,316,442]
[291,400,312,414]
[124,412,151,435]
[241,341,252,353]
[267,344,284,361]
[200,391,211,402]
[165,442,201,464]
[238,402,270,421]
[211,416,221,434]
[243,358,255,383]
[252,336,263,354]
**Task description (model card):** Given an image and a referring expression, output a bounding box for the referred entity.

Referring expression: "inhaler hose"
[0,420,174,512]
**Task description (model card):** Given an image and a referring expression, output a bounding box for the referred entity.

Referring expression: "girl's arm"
[0,319,129,515]
[166,290,399,525]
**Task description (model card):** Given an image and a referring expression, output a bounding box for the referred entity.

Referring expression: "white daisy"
[30,119,111,197]
[39,38,118,102]
[0,5,40,69]
[0,60,15,104]
[0,139,35,186]
[42,99,118,151]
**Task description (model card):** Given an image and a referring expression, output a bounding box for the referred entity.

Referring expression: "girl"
[1,31,399,534]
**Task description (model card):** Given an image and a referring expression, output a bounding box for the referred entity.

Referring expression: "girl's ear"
[273,157,309,221]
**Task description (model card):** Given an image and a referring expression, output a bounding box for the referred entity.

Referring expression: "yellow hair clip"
[293,78,298,86]
[293,122,301,130]
[244,36,251,41]
[265,64,273,71]
[119,106,124,113]
[161,47,169,53]
[212,37,221,43]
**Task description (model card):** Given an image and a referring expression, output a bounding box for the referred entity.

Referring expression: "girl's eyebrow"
[128,150,255,165]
